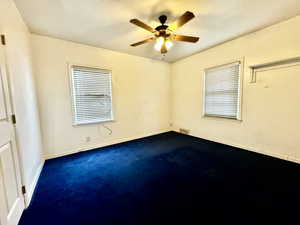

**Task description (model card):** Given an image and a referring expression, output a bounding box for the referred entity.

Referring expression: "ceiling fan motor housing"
[155,25,169,32]
[159,15,167,24]
[155,15,170,38]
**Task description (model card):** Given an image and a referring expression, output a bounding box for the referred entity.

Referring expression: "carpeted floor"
[19,132,300,225]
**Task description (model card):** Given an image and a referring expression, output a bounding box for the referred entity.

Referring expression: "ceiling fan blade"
[169,11,195,31]
[171,35,199,43]
[130,19,156,33]
[130,37,156,47]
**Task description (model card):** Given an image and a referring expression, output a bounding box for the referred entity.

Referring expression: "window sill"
[202,114,242,121]
[72,119,115,126]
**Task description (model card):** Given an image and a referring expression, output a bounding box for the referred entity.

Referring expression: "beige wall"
[0,0,44,204]
[171,15,300,163]
[31,34,171,159]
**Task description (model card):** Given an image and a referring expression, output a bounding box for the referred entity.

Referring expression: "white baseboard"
[24,160,45,207]
[172,127,300,164]
[45,128,172,160]
[8,197,24,225]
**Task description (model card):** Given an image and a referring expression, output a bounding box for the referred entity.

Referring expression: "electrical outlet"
[169,122,173,127]
[85,137,91,142]
[179,128,190,135]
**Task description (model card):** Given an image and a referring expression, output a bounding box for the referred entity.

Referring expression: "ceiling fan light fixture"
[165,39,173,50]
[154,37,164,51]
[154,37,173,52]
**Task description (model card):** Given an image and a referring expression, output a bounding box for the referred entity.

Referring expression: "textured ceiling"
[14,0,300,62]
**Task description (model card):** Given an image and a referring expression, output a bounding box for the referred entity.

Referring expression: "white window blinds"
[71,66,113,125]
[204,62,241,119]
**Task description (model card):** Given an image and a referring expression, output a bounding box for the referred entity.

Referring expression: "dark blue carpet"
[19,132,300,225]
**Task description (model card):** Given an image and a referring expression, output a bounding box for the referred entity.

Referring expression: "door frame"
[0,32,26,208]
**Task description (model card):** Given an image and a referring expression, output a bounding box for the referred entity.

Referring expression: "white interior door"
[0,38,25,225]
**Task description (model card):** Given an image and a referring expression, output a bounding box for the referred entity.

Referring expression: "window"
[203,61,242,119]
[70,65,113,125]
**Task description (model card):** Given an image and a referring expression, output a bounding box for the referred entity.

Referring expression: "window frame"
[68,63,114,126]
[202,59,244,120]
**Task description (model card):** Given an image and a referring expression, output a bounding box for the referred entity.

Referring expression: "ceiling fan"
[130,11,199,54]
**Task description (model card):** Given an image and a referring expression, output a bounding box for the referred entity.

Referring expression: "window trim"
[202,59,244,120]
[68,63,115,126]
